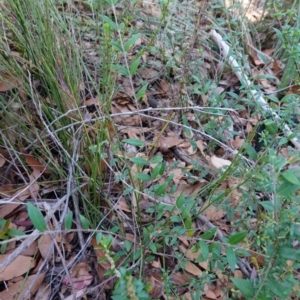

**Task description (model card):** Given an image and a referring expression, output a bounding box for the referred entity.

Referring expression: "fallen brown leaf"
[210,155,231,169]
[62,262,93,290]
[185,260,203,276]
[19,240,38,257]
[0,255,36,281]
[0,273,45,300]
[0,203,21,219]
[202,205,227,221]
[21,151,51,174]
[232,137,245,149]
[38,234,54,260]
[158,136,184,152]
[179,244,201,261]
[171,271,192,286]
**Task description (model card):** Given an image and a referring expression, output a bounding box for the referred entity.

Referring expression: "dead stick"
[210,29,300,150]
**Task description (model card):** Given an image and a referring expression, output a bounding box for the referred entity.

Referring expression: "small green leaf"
[27,203,46,232]
[267,94,279,103]
[170,215,181,223]
[124,240,132,252]
[110,40,122,51]
[260,201,274,212]
[96,232,102,244]
[149,242,158,254]
[143,228,150,243]
[129,57,140,75]
[185,216,193,237]
[111,64,129,76]
[243,142,257,159]
[278,246,300,260]
[190,244,198,253]
[102,15,118,30]
[281,170,300,185]
[155,182,168,196]
[181,202,193,219]
[264,119,278,134]
[122,138,144,147]
[277,181,299,196]
[79,214,90,229]
[135,173,152,181]
[0,219,6,229]
[170,184,177,194]
[201,227,217,240]
[0,219,10,238]
[88,145,98,153]
[7,229,26,237]
[209,242,221,258]
[176,194,185,208]
[136,84,148,100]
[267,278,290,298]
[151,163,161,179]
[152,162,166,179]
[102,234,113,248]
[160,163,167,176]
[1,237,8,254]
[150,156,163,164]
[182,116,192,137]
[104,0,118,5]
[278,137,288,146]
[199,240,209,260]
[133,248,142,260]
[125,33,140,52]
[226,246,236,272]
[231,278,255,298]
[64,211,73,230]
[130,157,148,166]
[228,231,247,245]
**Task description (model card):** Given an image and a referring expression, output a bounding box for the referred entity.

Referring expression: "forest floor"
[0,0,300,299]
